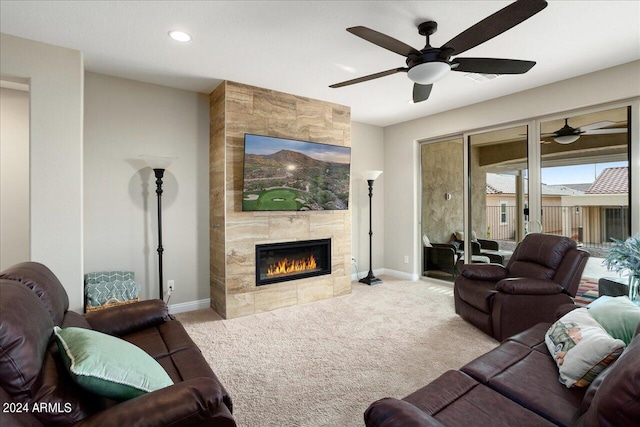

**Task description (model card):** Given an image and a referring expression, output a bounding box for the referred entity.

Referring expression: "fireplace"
[255,238,331,286]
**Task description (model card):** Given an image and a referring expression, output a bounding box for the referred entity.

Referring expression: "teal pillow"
[53,326,173,401]
[588,296,640,345]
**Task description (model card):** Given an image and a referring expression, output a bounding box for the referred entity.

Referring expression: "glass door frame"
[418,135,464,280]
[462,119,536,264]
[533,100,637,241]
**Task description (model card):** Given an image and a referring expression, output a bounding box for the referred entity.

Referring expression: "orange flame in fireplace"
[267,255,317,276]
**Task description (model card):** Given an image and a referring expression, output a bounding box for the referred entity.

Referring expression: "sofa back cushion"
[508,261,555,280]
[0,280,53,398]
[583,332,640,426]
[0,262,69,325]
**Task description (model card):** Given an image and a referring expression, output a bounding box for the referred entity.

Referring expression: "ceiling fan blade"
[413,83,433,103]
[451,58,535,74]
[576,121,616,132]
[347,26,421,57]
[441,0,548,55]
[582,128,628,135]
[329,67,408,88]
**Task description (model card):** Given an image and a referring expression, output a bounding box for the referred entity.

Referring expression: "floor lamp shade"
[361,170,383,181]
[140,155,174,170]
[140,155,175,301]
[360,170,382,286]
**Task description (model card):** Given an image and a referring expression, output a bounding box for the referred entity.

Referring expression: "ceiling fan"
[543,119,628,144]
[329,0,548,103]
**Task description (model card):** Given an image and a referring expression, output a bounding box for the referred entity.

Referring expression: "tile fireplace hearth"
[255,238,331,286]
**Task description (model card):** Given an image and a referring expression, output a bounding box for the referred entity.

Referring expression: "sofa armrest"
[73,377,235,427]
[460,263,507,281]
[496,278,564,295]
[84,299,168,336]
[364,398,444,427]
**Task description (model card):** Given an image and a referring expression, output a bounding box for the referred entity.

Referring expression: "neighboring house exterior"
[485,167,629,244]
[485,173,583,240]
[561,167,629,243]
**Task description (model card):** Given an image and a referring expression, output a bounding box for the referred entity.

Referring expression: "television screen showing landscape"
[242,134,351,211]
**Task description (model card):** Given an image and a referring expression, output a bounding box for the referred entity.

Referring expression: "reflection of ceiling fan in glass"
[543,119,628,144]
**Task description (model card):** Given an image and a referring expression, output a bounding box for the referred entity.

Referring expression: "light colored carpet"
[176,276,498,427]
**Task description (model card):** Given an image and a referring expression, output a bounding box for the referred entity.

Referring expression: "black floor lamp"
[141,155,174,301]
[360,170,383,286]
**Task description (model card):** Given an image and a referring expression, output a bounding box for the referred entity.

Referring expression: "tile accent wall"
[210,81,352,319]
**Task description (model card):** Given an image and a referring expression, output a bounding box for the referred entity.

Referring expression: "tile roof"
[586,167,628,194]
[562,183,592,192]
[486,173,583,196]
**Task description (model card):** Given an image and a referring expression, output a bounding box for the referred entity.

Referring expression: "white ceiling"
[1,1,639,127]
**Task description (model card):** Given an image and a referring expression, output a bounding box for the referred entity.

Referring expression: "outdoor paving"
[583,256,611,280]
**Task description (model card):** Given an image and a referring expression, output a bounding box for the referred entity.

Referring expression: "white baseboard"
[168,298,211,314]
[351,268,418,282]
[382,268,420,281]
[169,269,419,311]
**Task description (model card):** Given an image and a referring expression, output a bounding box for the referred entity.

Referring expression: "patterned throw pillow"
[85,279,140,307]
[85,271,135,284]
[545,308,625,388]
[85,271,140,308]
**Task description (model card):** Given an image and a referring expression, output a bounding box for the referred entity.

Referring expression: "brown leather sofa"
[364,317,640,426]
[0,262,236,426]
[454,233,589,341]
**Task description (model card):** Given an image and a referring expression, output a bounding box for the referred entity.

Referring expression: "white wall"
[351,122,385,278]
[83,72,210,306]
[0,34,84,310]
[384,60,640,277]
[0,87,30,269]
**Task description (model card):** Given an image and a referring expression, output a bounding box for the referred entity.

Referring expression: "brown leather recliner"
[0,262,236,426]
[454,233,589,341]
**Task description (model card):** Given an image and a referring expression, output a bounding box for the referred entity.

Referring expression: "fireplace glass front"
[255,238,331,286]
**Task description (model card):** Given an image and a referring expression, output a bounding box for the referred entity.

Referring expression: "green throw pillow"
[588,296,640,345]
[53,326,173,401]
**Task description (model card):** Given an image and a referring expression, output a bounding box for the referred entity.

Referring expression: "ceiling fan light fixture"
[408,62,450,85]
[554,134,580,144]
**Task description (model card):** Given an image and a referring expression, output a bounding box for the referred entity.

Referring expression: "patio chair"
[424,243,460,279]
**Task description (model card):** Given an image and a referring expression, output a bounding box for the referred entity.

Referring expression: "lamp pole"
[154,168,165,300]
[360,170,382,286]
[140,155,174,302]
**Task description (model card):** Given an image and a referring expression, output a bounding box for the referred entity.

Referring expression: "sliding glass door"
[537,106,630,284]
[420,102,635,289]
[420,138,463,281]
[467,125,529,263]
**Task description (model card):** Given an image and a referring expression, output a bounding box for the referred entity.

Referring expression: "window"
[500,201,508,225]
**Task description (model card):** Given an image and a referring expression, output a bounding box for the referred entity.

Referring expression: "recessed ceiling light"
[168,30,191,42]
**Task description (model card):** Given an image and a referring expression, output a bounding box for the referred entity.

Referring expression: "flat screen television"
[242,134,351,211]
